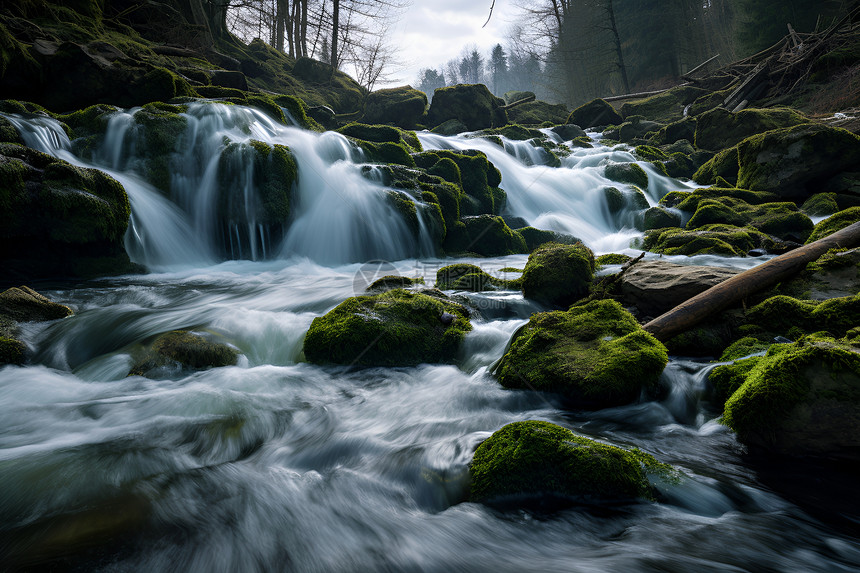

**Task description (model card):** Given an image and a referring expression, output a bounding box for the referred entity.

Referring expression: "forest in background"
[219,0,850,106]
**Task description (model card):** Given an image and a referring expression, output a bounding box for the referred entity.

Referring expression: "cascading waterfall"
[418,131,693,253]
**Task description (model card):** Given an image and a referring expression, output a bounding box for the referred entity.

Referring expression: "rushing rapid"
[1,105,859,572]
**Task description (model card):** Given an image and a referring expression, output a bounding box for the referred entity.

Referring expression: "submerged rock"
[129,330,239,376]
[303,289,472,367]
[521,242,595,307]
[723,338,860,461]
[495,300,668,409]
[469,420,672,505]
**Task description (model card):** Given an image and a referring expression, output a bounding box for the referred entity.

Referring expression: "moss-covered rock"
[709,355,763,408]
[567,98,623,129]
[685,197,813,241]
[595,253,632,266]
[518,227,581,252]
[648,117,697,147]
[495,300,668,408]
[0,143,133,279]
[364,275,425,294]
[415,149,503,215]
[660,187,780,211]
[361,85,427,129]
[520,242,594,307]
[604,162,649,189]
[435,264,497,292]
[443,215,527,256]
[426,84,506,131]
[800,193,839,217]
[804,207,860,244]
[642,225,778,257]
[506,100,569,125]
[643,207,681,230]
[616,118,664,144]
[692,146,739,186]
[694,107,809,152]
[303,289,472,367]
[129,330,239,376]
[620,86,705,124]
[0,286,73,322]
[469,420,670,504]
[736,123,860,200]
[745,294,860,339]
[722,338,860,460]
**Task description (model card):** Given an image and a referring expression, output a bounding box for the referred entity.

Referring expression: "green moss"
[722,338,860,454]
[685,197,813,241]
[426,84,506,130]
[469,420,670,504]
[805,207,860,244]
[337,122,421,152]
[0,286,73,322]
[129,330,239,376]
[800,193,839,217]
[303,289,472,367]
[506,100,570,125]
[521,242,595,307]
[745,294,860,338]
[272,94,323,131]
[0,336,26,365]
[595,253,632,266]
[362,86,427,130]
[435,264,496,291]
[719,337,772,361]
[660,187,779,211]
[567,98,623,129]
[620,86,705,124]
[634,145,669,162]
[605,162,649,189]
[603,186,625,213]
[443,215,527,256]
[643,224,779,257]
[428,157,461,186]
[692,147,739,185]
[496,300,668,408]
[353,139,415,168]
[518,227,581,252]
[709,356,762,408]
[365,275,425,293]
[643,207,681,230]
[416,149,503,215]
[694,107,808,152]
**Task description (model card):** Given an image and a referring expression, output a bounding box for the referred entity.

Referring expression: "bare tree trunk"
[643,222,860,342]
[605,0,630,94]
[300,0,309,57]
[331,0,340,67]
[275,0,287,52]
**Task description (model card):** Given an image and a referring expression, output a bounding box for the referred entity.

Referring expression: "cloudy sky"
[386,1,520,86]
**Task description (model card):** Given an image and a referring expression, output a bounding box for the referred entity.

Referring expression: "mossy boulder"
[643,207,681,230]
[567,98,622,129]
[365,275,425,294]
[604,162,649,190]
[596,253,632,266]
[805,207,860,244]
[660,187,780,211]
[692,146,739,186]
[694,107,809,152]
[709,355,763,408]
[0,286,73,322]
[337,122,421,153]
[414,150,503,215]
[426,84,507,131]
[361,86,428,129]
[129,330,239,377]
[518,227,581,252]
[648,117,697,146]
[736,123,860,200]
[0,143,133,279]
[126,102,188,193]
[435,264,497,292]
[303,289,472,367]
[745,294,860,339]
[616,118,664,144]
[430,119,468,136]
[469,420,670,504]
[521,242,595,307]
[800,193,839,217]
[723,338,860,460]
[495,300,668,408]
[506,100,569,125]
[620,86,705,124]
[216,139,297,258]
[443,215,527,256]
[685,197,813,241]
[642,225,779,257]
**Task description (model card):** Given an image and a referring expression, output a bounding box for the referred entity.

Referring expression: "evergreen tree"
[489,43,508,95]
[416,68,446,100]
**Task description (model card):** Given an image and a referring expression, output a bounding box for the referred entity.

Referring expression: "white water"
[3,107,858,572]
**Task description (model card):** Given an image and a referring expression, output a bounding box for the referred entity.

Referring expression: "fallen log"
[500,95,536,110]
[642,221,860,341]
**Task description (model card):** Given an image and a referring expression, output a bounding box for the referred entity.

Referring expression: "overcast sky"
[386,1,520,87]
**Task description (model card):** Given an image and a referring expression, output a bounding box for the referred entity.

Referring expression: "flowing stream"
[1,105,859,572]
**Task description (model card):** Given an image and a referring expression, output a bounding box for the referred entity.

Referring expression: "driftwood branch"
[601,85,690,103]
[643,222,860,341]
[682,54,721,81]
[500,95,536,110]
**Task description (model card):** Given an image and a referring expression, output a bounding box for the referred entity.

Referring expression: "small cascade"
[418,131,692,253]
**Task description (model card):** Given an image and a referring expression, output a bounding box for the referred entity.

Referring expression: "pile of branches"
[689,2,860,111]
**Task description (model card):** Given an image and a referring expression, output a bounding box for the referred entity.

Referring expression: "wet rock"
[362,86,428,129]
[444,215,526,257]
[303,289,472,367]
[692,146,740,186]
[427,84,507,131]
[619,260,739,316]
[604,162,649,189]
[0,286,72,365]
[129,330,239,376]
[494,300,668,409]
[642,206,682,230]
[518,227,581,252]
[685,197,813,242]
[365,275,425,294]
[521,242,594,307]
[566,98,622,129]
[430,118,468,136]
[805,206,860,244]
[550,124,587,141]
[435,264,496,292]
[723,338,860,461]
[469,420,674,505]
[642,225,785,257]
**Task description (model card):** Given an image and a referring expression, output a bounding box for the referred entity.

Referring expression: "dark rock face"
[427,84,507,131]
[619,260,739,316]
[566,98,623,129]
[0,285,73,365]
[0,143,134,280]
